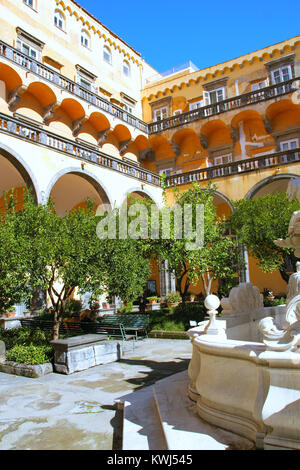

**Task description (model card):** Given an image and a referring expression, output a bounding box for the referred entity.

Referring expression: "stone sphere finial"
[204,294,220,312]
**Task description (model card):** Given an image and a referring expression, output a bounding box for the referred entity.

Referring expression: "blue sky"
[79,0,300,73]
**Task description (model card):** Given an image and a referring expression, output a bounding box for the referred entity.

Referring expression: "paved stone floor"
[0,339,192,450]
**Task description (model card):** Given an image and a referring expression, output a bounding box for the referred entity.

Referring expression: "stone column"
[159,259,176,297]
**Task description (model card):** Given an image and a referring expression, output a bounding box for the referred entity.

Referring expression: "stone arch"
[213,190,233,219]
[120,187,161,208]
[244,173,299,199]
[0,142,40,204]
[45,167,113,216]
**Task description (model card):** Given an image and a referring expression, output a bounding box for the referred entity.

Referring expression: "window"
[16,39,39,59]
[251,80,268,91]
[81,30,90,48]
[279,139,299,163]
[103,46,112,64]
[23,0,34,8]
[203,87,225,105]
[280,139,298,151]
[15,28,44,63]
[173,110,182,116]
[189,101,203,111]
[212,154,232,176]
[76,65,97,95]
[154,107,168,121]
[271,65,292,94]
[214,154,232,166]
[54,10,65,30]
[159,168,172,177]
[271,65,292,84]
[123,60,130,77]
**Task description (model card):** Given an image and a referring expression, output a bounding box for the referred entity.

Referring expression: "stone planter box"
[0,361,53,378]
[149,330,189,339]
[51,334,122,375]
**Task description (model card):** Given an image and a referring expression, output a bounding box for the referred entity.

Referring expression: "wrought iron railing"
[0,113,162,186]
[166,149,300,186]
[0,40,148,133]
[148,77,299,134]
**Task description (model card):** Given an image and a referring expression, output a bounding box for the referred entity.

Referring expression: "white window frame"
[123,60,131,77]
[54,10,65,31]
[81,30,90,49]
[280,139,299,151]
[154,106,168,121]
[189,101,203,111]
[103,46,112,64]
[159,168,173,177]
[16,38,40,60]
[23,0,35,9]
[214,154,232,166]
[251,80,268,91]
[271,65,292,85]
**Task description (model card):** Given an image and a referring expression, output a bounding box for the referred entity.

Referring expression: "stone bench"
[50,334,122,375]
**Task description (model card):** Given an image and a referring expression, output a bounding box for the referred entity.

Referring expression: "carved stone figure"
[274,178,300,257]
[286,262,300,307]
[228,282,264,316]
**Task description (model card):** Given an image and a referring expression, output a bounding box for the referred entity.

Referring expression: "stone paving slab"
[0,339,192,450]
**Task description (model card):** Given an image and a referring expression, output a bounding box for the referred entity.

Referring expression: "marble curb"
[0,361,53,378]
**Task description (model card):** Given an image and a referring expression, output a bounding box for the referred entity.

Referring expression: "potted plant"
[264,289,275,300]
[89,297,101,311]
[190,294,196,302]
[166,291,181,308]
[63,298,83,322]
[147,296,160,305]
[3,306,16,318]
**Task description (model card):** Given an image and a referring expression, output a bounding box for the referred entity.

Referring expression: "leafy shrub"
[64,298,83,318]
[150,319,185,331]
[172,301,207,330]
[0,327,52,351]
[166,291,181,303]
[264,297,286,307]
[119,301,133,314]
[6,344,52,365]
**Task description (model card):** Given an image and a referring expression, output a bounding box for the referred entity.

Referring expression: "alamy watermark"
[96,203,204,250]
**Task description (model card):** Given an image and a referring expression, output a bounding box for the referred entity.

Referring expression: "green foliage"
[229,192,300,278]
[148,301,207,331]
[166,291,181,303]
[6,344,52,365]
[119,301,134,313]
[64,298,83,318]
[264,296,286,307]
[0,327,52,350]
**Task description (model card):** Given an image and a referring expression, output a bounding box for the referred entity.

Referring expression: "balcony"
[148,77,299,134]
[0,112,162,187]
[166,148,300,186]
[0,40,148,134]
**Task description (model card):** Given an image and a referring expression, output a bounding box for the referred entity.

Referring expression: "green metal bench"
[20,318,135,350]
[99,314,149,339]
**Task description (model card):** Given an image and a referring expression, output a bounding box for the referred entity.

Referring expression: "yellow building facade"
[0,0,299,298]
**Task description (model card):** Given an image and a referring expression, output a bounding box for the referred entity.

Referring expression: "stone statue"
[275,178,300,257]
[259,178,300,352]
[228,282,264,316]
[286,262,300,307]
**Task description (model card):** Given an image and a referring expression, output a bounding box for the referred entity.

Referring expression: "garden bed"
[149,330,189,340]
[0,361,53,378]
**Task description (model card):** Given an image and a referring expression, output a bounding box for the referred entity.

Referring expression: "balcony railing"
[149,77,300,134]
[0,40,148,133]
[166,149,300,186]
[0,112,162,187]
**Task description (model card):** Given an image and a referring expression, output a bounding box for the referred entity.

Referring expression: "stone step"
[122,385,167,450]
[153,370,255,450]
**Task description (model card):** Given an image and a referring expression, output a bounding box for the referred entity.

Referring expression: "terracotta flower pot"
[167,302,179,308]
[4,312,16,318]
